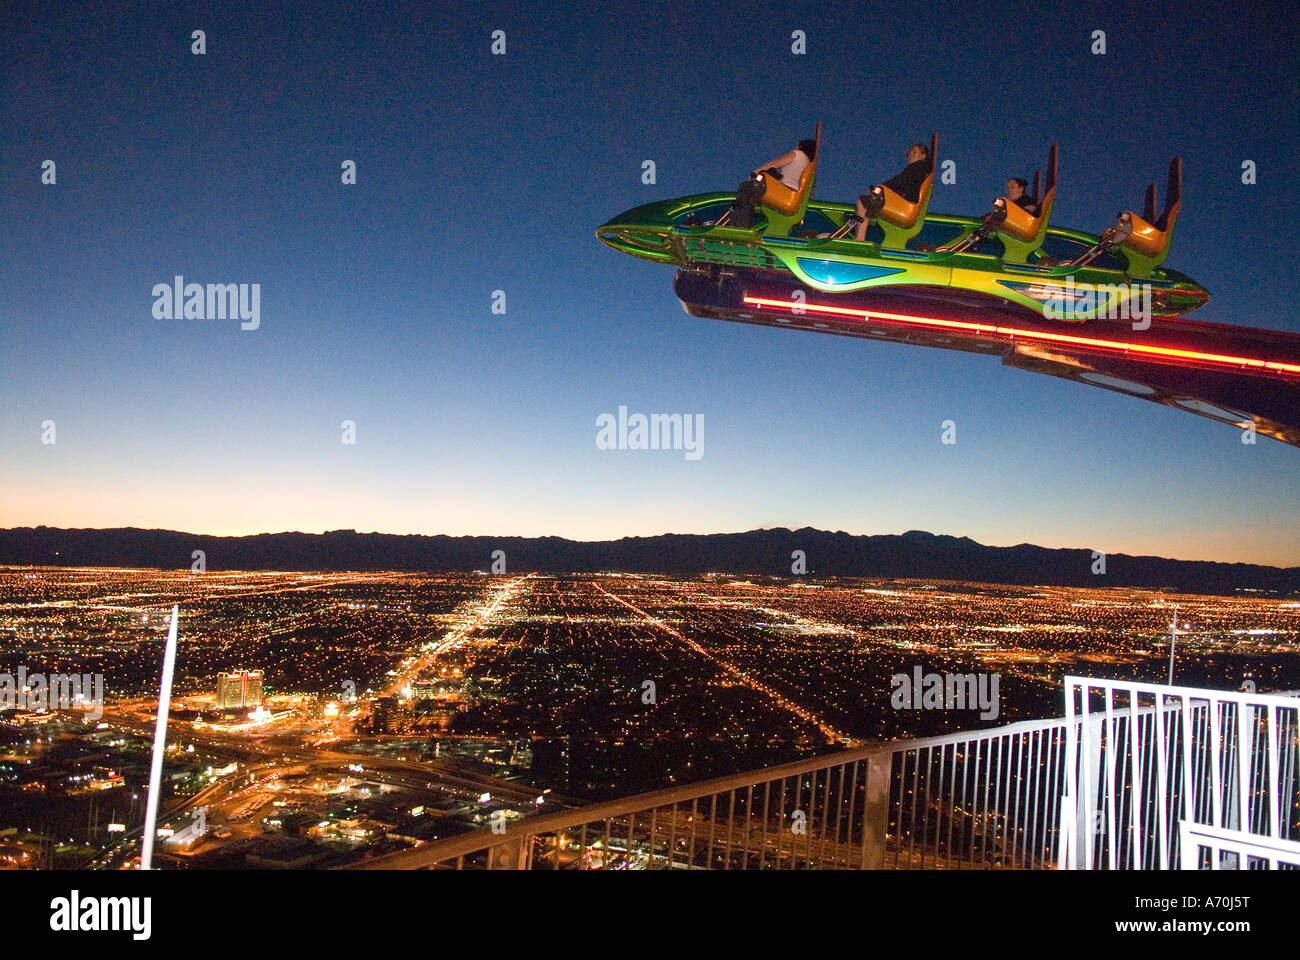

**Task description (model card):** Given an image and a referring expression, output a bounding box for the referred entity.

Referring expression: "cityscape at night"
[1,566,1296,870]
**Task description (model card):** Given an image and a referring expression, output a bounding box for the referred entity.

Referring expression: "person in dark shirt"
[852,142,930,241]
[1006,177,1039,216]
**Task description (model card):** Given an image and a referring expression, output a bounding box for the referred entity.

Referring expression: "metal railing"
[349,679,1300,871]
[350,714,1072,870]
[1060,677,1300,870]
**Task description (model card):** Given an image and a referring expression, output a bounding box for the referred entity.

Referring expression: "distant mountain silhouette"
[0,526,1295,596]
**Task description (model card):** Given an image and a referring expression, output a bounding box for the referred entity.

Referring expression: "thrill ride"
[598,124,1300,446]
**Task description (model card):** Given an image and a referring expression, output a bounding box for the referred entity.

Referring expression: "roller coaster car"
[596,127,1211,323]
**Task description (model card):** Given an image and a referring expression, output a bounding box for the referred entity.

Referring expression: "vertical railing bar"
[1062,682,1076,871]
[1139,695,1151,867]
[665,803,677,871]
[1043,727,1055,869]
[831,763,847,867]
[991,735,1004,868]
[817,766,832,868]
[1104,688,1118,870]
[1180,696,1197,830]
[1282,710,1298,841]
[951,738,961,868]
[759,780,772,870]
[1079,682,1094,870]
[790,773,803,870]
[1248,711,1262,835]
[976,737,991,869]
[1265,703,1281,840]
[724,789,736,871]
[857,764,873,870]
[1236,700,1251,836]
[845,759,860,863]
[688,799,698,869]
[967,738,977,863]
[705,794,716,869]
[647,805,658,871]
[1053,723,1066,866]
[1206,697,1216,822]
[579,823,588,871]
[740,785,753,870]
[603,818,612,870]
[1026,729,1041,869]
[776,779,788,869]
[919,746,933,870]
[626,812,636,871]
[1018,731,1029,866]
[1154,695,1170,869]
[1250,704,1265,835]
[1010,733,1022,868]
[1127,688,1142,870]
[806,771,820,870]
[931,744,946,867]
[1143,701,1157,868]
[884,756,898,870]
[1192,702,1206,824]
[904,750,919,870]
[998,735,1011,870]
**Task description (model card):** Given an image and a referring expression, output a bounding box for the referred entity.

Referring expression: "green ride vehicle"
[598,125,1209,324]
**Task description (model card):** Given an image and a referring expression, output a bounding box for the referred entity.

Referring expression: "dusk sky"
[3,1,1297,565]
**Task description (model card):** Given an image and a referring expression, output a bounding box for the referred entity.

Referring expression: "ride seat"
[995,143,1057,263]
[760,151,818,215]
[755,121,821,237]
[1122,157,1181,258]
[876,131,938,231]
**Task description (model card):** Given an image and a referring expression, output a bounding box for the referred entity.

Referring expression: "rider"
[935,175,1041,253]
[1006,177,1039,215]
[728,137,818,228]
[852,142,930,241]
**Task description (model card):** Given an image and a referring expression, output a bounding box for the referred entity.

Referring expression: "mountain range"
[0,526,1295,596]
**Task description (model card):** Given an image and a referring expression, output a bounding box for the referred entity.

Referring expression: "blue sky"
[2,1,1297,564]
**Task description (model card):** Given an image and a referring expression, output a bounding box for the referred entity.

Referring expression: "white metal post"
[141,605,179,870]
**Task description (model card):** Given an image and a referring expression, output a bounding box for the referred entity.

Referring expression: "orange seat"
[760,157,818,215]
[876,132,937,230]
[759,122,821,216]
[996,145,1057,243]
[1121,158,1181,258]
[999,198,1040,242]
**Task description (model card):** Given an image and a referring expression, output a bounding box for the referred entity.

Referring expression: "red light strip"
[741,296,1300,376]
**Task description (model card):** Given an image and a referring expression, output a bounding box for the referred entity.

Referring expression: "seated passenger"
[852,142,930,241]
[934,176,1039,253]
[727,137,818,228]
[1006,178,1039,216]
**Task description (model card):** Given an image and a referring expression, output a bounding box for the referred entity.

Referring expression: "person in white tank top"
[755,138,816,187]
[728,136,818,228]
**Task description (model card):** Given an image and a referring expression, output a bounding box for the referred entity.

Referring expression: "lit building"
[216,670,263,711]
[371,696,398,733]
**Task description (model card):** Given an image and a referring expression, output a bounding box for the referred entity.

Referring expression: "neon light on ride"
[740,296,1300,377]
